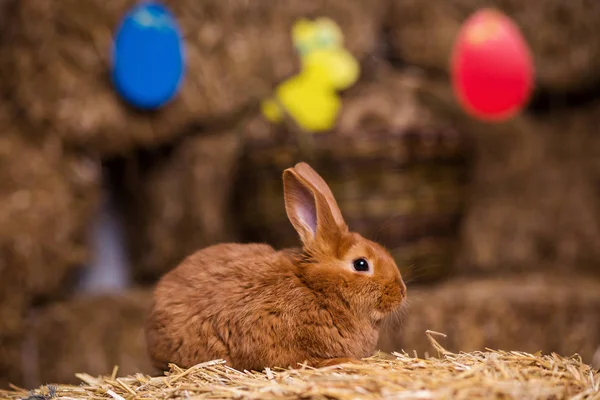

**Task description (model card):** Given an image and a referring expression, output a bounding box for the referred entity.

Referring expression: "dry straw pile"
[2,332,599,400]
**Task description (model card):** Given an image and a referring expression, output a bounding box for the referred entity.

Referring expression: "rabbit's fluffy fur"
[146,162,406,371]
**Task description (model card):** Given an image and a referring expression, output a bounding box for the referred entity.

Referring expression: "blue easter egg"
[112,2,186,110]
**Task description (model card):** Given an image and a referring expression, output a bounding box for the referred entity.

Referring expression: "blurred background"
[1,0,600,389]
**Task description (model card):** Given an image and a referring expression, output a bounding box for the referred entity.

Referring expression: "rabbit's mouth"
[373,300,402,320]
[371,309,387,322]
[371,299,405,329]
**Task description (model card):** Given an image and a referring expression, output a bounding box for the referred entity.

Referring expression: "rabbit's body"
[146,162,406,371]
[147,243,379,371]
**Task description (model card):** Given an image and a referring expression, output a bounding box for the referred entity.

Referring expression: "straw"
[3,331,598,400]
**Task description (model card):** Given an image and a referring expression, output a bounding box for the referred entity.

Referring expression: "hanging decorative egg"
[112,2,186,110]
[450,8,535,122]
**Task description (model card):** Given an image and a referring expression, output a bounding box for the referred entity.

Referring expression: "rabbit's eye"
[352,258,370,272]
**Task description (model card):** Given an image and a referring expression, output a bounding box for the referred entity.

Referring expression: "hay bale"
[2,0,383,156]
[19,289,155,388]
[0,116,100,336]
[119,128,243,283]
[412,79,600,277]
[385,0,600,92]
[0,0,14,34]
[1,341,598,399]
[0,335,24,390]
[378,274,600,368]
[453,102,600,276]
[0,242,28,336]
[235,70,472,283]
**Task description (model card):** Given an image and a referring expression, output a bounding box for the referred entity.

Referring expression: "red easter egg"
[450,8,535,122]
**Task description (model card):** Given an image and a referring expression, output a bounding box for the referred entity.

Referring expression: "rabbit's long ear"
[283,164,346,247]
[291,162,347,228]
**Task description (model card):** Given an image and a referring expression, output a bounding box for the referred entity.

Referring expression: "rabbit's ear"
[292,162,347,228]
[283,163,346,247]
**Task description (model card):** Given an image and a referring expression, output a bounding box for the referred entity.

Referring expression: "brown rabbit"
[145,162,406,371]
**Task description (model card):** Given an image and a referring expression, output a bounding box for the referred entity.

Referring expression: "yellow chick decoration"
[261,17,360,133]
